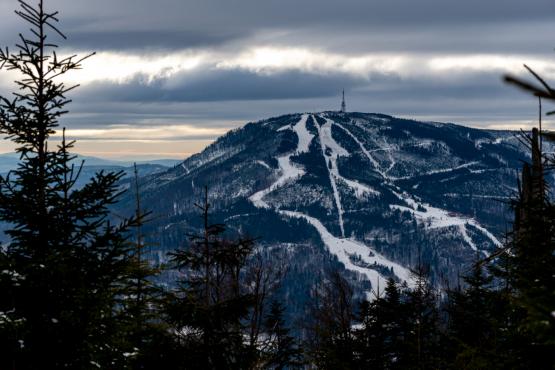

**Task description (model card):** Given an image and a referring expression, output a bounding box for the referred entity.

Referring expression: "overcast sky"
[0,0,554,159]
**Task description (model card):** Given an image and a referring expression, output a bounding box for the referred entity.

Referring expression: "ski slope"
[249,114,417,297]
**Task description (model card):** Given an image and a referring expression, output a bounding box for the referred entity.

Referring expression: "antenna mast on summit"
[341,89,346,113]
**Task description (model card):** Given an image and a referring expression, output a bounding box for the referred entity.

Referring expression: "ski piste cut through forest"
[0,1,554,369]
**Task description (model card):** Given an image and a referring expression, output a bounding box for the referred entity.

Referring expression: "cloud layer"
[0,0,554,158]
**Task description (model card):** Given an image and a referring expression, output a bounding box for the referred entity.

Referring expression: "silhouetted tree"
[164,186,257,369]
[445,261,501,369]
[0,1,151,368]
[404,264,442,370]
[306,270,357,369]
[354,278,409,369]
[262,300,304,369]
[119,163,168,369]
[489,128,555,368]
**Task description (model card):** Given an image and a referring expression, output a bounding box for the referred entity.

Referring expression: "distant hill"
[0,154,181,242]
[0,152,181,173]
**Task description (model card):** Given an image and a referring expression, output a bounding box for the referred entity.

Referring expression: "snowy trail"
[316,116,348,237]
[249,114,312,208]
[459,225,478,251]
[390,189,502,251]
[280,210,415,295]
[334,119,501,253]
[255,160,271,170]
[249,113,502,295]
[391,161,480,181]
[248,113,415,296]
[315,115,381,236]
[292,114,314,153]
[334,121,389,179]
[249,155,305,208]
[340,177,380,198]
[383,138,396,175]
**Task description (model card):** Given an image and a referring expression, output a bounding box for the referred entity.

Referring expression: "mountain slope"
[117,112,532,305]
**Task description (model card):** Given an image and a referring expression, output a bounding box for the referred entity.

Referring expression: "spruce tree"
[263,300,303,369]
[306,270,356,369]
[0,1,146,368]
[164,186,257,369]
[502,55,555,368]
[446,262,501,369]
[404,264,442,370]
[490,128,555,368]
[119,163,167,369]
[354,278,409,369]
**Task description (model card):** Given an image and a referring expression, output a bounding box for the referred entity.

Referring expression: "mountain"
[115,111,536,318]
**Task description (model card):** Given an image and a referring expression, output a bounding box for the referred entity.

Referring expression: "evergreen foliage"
[354,278,409,369]
[0,1,552,369]
[445,263,502,369]
[0,1,157,368]
[306,270,357,369]
[262,300,304,369]
[164,186,258,369]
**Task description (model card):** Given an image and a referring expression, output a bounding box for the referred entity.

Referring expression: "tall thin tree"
[0,1,146,368]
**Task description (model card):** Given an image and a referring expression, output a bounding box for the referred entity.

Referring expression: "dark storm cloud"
[76,69,365,102]
[1,0,554,53]
[60,65,543,131]
[64,29,249,51]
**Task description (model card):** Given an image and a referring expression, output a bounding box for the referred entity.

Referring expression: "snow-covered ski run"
[249,114,416,298]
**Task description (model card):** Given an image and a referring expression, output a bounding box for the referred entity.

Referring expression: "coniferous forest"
[0,1,554,369]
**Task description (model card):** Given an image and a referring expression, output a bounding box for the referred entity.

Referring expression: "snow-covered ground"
[391,161,480,181]
[390,189,502,253]
[280,209,416,299]
[248,112,506,296]
[317,117,348,237]
[333,116,502,255]
[249,114,313,208]
[249,114,417,298]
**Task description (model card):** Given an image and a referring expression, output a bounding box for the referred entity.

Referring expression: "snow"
[459,225,477,251]
[444,193,511,200]
[280,114,501,256]
[277,124,291,132]
[390,189,502,252]
[249,115,310,208]
[383,137,396,175]
[476,136,511,148]
[249,113,412,296]
[340,178,380,198]
[391,161,480,181]
[187,146,240,173]
[316,116,348,237]
[334,121,389,179]
[276,114,314,153]
[249,155,305,208]
[280,210,415,299]
[291,114,314,154]
[255,160,271,170]
[248,112,504,294]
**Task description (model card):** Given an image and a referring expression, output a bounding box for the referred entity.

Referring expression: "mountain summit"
[118,112,529,304]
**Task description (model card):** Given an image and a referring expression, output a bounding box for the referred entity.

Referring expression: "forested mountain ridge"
[115,111,539,303]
